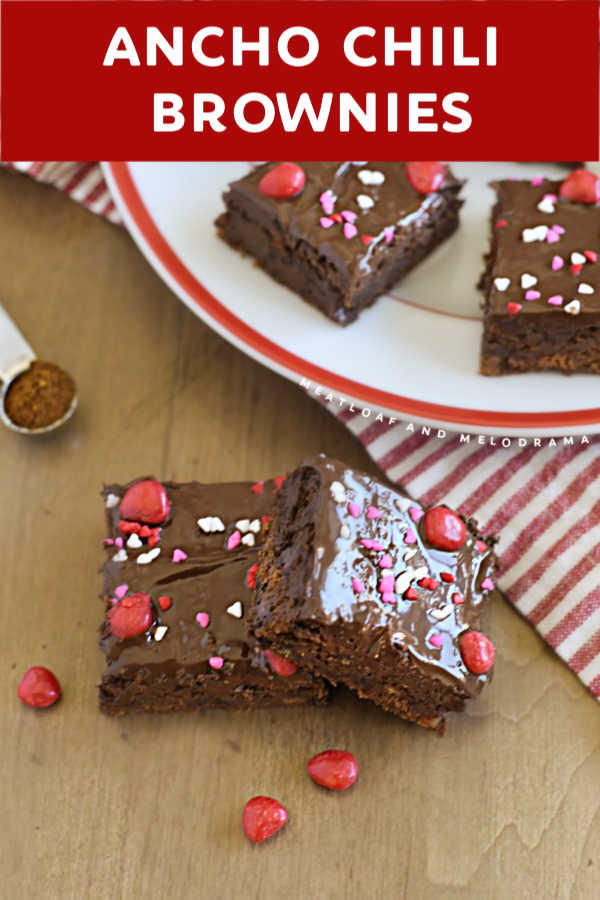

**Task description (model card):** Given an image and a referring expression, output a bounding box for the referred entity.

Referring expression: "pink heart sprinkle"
[341,210,357,224]
[320,191,334,215]
[552,255,564,271]
[547,294,563,306]
[382,592,396,604]
[379,553,393,569]
[109,596,118,605]
[320,216,334,229]
[404,530,417,545]
[227,530,241,550]
[378,575,395,594]
[476,540,487,553]
[409,507,424,522]
[384,227,394,244]
[361,538,384,551]
[196,612,210,628]
[115,537,124,549]
[524,290,541,301]
[531,176,544,186]
[553,225,566,235]
[114,584,128,599]
[348,502,361,518]
[546,230,560,244]
[351,577,365,594]
[429,633,444,648]
[366,506,381,519]
[172,548,187,563]
[104,538,114,546]
[343,223,358,239]
[209,656,224,670]
[482,577,495,591]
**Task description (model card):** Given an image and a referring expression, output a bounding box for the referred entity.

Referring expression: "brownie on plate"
[248,456,497,733]
[99,477,328,714]
[217,161,463,325]
[480,169,600,374]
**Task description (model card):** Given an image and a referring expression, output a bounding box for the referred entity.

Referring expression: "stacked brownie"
[99,459,496,731]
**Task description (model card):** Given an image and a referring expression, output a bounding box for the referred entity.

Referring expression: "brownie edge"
[249,456,497,732]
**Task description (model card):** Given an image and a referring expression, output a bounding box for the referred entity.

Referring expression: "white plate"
[103,161,600,437]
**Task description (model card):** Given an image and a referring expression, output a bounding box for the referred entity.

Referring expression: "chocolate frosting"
[486,179,600,317]
[100,478,317,691]
[226,162,461,281]
[266,456,496,698]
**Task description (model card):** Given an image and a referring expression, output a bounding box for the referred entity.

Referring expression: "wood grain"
[0,167,598,900]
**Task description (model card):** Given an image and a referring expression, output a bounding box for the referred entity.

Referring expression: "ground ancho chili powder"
[4,361,75,430]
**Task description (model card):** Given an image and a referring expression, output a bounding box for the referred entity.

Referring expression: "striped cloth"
[7,160,599,702]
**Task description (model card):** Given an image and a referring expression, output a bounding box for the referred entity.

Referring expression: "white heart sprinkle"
[564,300,581,316]
[356,193,375,210]
[330,481,346,503]
[357,169,385,186]
[578,283,594,294]
[126,533,142,549]
[521,273,537,289]
[494,277,510,292]
[381,568,394,578]
[522,225,548,243]
[340,524,350,539]
[241,533,255,547]
[112,549,128,563]
[197,516,225,533]
[236,519,251,533]
[105,493,119,509]
[430,605,452,621]
[249,519,261,533]
[226,601,243,619]
[403,549,417,561]
[137,547,161,565]
[571,252,586,265]
[537,197,555,214]
[154,625,168,642]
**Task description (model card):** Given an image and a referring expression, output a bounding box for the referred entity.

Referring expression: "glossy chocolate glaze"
[226,162,461,281]
[254,457,496,699]
[99,478,325,703]
[485,179,600,318]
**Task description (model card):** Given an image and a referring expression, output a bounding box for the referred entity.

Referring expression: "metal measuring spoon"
[0,303,77,434]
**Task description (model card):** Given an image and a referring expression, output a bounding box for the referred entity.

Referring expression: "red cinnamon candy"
[258,163,306,199]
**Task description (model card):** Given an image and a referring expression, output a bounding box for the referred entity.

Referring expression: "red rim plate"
[106,162,600,432]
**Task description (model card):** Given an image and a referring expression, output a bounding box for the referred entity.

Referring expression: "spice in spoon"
[4,360,75,430]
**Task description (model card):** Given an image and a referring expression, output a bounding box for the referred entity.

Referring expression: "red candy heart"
[460,630,496,674]
[120,480,170,525]
[506,302,522,316]
[404,587,418,600]
[109,592,153,638]
[264,650,298,677]
[157,595,172,611]
[405,162,447,195]
[258,163,306,199]
[307,750,358,791]
[424,506,467,551]
[242,796,288,843]
[559,168,600,205]
[18,666,61,708]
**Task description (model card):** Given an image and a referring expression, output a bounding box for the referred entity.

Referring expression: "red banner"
[1,0,598,161]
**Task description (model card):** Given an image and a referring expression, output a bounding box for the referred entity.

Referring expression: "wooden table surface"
[0,167,598,900]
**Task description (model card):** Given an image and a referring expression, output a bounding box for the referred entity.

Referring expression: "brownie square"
[217,162,463,325]
[248,457,497,733]
[99,477,328,714]
[480,178,600,374]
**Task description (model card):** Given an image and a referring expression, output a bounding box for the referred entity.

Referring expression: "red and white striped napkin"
[7,161,600,702]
